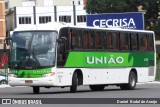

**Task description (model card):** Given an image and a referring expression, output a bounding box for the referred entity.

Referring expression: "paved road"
[1,83,160,98]
[0,83,160,107]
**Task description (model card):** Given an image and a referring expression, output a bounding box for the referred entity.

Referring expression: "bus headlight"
[8,74,17,78]
[43,72,55,77]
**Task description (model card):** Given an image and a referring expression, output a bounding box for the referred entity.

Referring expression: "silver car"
[0,71,7,85]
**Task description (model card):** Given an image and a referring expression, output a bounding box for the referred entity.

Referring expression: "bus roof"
[14,22,154,34]
[14,22,69,32]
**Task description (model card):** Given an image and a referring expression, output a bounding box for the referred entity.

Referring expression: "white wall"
[57,6,74,25]
[9,0,22,8]
[16,7,34,27]
[22,1,36,7]
[76,5,86,26]
[36,7,55,24]
[52,0,73,6]
[72,0,84,5]
[15,5,87,27]
[8,0,81,8]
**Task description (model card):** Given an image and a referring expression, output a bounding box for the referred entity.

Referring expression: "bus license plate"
[25,80,33,84]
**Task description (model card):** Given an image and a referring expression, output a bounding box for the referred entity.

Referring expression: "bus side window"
[71,30,82,50]
[57,28,69,67]
[59,28,69,50]
[119,32,129,51]
[148,34,154,52]
[139,34,148,51]
[83,31,88,49]
[102,32,107,50]
[107,32,112,50]
[90,31,95,49]
[95,31,103,49]
[83,31,95,50]
[107,32,118,51]
[112,32,118,51]
[69,29,72,50]
[131,33,138,51]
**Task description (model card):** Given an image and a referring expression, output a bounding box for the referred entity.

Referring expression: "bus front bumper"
[8,77,56,87]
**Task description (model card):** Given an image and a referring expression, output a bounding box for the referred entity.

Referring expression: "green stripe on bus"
[9,68,51,78]
[64,52,154,67]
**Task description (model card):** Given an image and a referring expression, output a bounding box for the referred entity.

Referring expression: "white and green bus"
[6,23,156,94]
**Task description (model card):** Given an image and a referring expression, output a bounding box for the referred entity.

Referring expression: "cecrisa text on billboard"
[86,12,144,30]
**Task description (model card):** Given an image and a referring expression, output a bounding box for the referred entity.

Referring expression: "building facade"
[0,0,6,45]
[5,0,87,35]
[14,5,86,27]
[5,0,86,10]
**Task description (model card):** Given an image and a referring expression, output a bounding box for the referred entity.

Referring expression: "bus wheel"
[120,72,137,90]
[33,86,40,94]
[89,85,105,91]
[70,72,78,93]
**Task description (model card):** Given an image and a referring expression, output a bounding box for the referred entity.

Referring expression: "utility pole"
[33,6,36,25]
[73,5,76,25]
[54,6,57,22]
[14,7,17,28]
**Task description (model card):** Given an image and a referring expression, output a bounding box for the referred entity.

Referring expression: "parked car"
[0,71,7,85]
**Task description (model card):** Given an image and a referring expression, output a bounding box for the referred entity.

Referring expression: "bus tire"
[120,72,137,90]
[70,72,78,93]
[89,85,105,91]
[33,86,40,94]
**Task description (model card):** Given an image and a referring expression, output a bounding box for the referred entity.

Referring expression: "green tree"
[85,0,131,14]
[141,0,160,39]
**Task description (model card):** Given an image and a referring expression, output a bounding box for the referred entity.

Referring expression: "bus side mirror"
[5,37,12,45]
[3,43,6,52]
[61,37,67,41]
[57,37,67,42]
[3,37,12,52]
[57,37,67,43]
[57,38,63,43]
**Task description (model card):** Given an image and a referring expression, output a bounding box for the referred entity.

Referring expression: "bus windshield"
[9,31,57,69]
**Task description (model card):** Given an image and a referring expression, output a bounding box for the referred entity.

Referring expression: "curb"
[137,81,160,85]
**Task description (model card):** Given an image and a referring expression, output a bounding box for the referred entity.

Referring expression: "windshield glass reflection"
[10,31,57,69]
